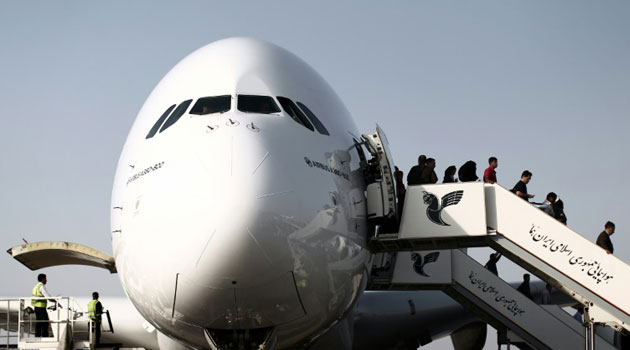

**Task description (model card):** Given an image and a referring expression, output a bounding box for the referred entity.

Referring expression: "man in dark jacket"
[407,155,426,186]
[596,221,615,254]
[419,158,438,184]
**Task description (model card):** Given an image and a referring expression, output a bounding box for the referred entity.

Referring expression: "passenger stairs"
[368,182,630,345]
[0,297,113,350]
[357,127,628,349]
[370,248,616,350]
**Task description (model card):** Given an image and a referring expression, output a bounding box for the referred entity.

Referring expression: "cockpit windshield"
[190,95,231,115]
[237,95,281,114]
[277,96,314,131]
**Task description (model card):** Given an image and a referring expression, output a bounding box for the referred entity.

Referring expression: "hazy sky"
[1,2,629,349]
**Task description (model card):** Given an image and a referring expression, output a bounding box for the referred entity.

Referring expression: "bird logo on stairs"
[411,252,441,277]
[422,190,464,226]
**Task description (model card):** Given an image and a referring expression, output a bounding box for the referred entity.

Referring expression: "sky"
[1,1,629,349]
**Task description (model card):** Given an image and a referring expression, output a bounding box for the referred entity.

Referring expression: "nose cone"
[117,120,306,331]
[171,127,307,329]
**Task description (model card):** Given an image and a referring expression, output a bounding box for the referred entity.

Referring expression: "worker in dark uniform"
[32,273,55,337]
[88,292,104,345]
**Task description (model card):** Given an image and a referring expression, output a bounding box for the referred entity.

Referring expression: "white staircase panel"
[399,182,487,239]
[488,184,630,327]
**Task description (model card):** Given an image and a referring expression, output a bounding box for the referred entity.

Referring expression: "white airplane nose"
[128,122,307,330]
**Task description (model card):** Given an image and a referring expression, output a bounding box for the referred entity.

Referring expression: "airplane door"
[362,125,398,222]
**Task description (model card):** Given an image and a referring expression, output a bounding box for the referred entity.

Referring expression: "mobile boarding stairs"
[367,181,629,350]
[361,128,629,349]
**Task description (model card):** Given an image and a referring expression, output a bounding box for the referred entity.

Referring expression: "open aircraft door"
[362,125,398,223]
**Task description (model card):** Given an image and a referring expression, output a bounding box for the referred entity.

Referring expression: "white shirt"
[38,284,51,298]
[536,200,555,217]
[541,289,551,304]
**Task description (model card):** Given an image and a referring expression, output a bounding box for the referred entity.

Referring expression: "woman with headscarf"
[458,160,479,182]
[443,165,457,183]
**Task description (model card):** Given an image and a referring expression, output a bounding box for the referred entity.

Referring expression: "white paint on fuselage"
[111,38,369,348]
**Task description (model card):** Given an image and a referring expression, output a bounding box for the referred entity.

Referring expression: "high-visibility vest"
[31,283,46,308]
[88,300,101,320]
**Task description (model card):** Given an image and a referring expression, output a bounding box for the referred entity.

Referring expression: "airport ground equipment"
[370,248,616,350]
[366,182,630,349]
[0,297,114,350]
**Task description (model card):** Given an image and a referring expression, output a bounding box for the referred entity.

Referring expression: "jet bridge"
[370,248,616,350]
[369,182,630,337]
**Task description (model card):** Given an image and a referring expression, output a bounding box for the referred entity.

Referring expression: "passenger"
[573,307,584,323]
[419,158,438,184]
[536,192,557,217]
[394,166,406,215]
[407,155,426,186]
[88,292,103,345]
[516,273,533,300]
[32,273,56,337]
[596,221,615,254]
[511,170,534,202]
[458,160,479,182]
[553,199,567,224]
[484,252,501,276]
[483,157,498,184]
[443,165,457,183]
[541,283,552,304]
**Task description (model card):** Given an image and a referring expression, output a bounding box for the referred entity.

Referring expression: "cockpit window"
[159,99,193,133]
[237,95,281,114]
[277,97,314,132]
[146,104,176,139]
[190,95,231,115]
[296,102,329,136]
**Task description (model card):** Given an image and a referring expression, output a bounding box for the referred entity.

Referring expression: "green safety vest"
[88,300,101,320]
[31,282,46,308]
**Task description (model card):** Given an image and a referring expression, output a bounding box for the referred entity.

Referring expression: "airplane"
[0,37,613,350]
[107,36,478,350]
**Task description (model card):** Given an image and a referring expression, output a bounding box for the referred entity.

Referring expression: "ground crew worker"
[32,273,55,337]
[88,292,103,345]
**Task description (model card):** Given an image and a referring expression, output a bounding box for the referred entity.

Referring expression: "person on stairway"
[484,252,501,276]
[419,158,438,184]
[407,155,426,186]
[516,273,533,300]
[596,221,615,254]
[511,170,535,202]
[483,157,498,184]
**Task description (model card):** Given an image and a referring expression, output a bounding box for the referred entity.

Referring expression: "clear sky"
[1,1,628,349]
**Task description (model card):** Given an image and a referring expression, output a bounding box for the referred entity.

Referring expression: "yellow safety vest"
[31,282,46,308]
[88,300,101,320]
